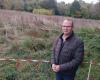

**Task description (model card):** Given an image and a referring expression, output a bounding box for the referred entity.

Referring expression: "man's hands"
[52,64,60,72]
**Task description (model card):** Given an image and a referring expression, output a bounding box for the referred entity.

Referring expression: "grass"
[0,27,100,80]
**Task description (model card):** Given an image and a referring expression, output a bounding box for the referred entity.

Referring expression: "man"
[51,19,84,80]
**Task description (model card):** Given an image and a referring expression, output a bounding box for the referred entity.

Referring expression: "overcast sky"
[57,0,98,4]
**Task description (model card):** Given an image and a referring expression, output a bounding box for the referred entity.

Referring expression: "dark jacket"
[51,32,84,76]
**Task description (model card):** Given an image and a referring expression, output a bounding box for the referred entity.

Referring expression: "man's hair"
[63,19,73,27]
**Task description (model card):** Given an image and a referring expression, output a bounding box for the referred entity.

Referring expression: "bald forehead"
[62,19,73,27]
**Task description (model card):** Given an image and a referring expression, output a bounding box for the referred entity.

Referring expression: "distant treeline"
[0,0,100,19]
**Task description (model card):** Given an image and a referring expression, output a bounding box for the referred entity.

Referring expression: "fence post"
[87,60,92,80]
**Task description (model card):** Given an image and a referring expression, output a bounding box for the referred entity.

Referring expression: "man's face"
[61,20,73,35]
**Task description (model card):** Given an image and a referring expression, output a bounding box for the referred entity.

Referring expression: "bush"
[19,36,46,51]
[33,8,53,15]
[0,36,6,44]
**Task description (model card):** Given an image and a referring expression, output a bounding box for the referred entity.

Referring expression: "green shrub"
[19,36,46,51]
[33,8,53,15]
[0,36,6,44]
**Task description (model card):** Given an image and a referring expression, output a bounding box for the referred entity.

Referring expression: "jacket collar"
[59,31,74,41]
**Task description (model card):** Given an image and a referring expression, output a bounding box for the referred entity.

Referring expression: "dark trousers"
[56,72,74,80]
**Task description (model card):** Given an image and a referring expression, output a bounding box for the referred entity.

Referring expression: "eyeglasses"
[62,26,72,27]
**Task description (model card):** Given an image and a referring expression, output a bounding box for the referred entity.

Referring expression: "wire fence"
[0,57,100,80]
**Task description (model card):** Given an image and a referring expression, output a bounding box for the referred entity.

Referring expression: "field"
[0,10,100,80]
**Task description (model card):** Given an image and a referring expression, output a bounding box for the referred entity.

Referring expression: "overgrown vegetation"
[0,27,100,80]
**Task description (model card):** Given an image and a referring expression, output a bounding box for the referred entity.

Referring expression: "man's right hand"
[52,64,56,71]
[52,64,60,72]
